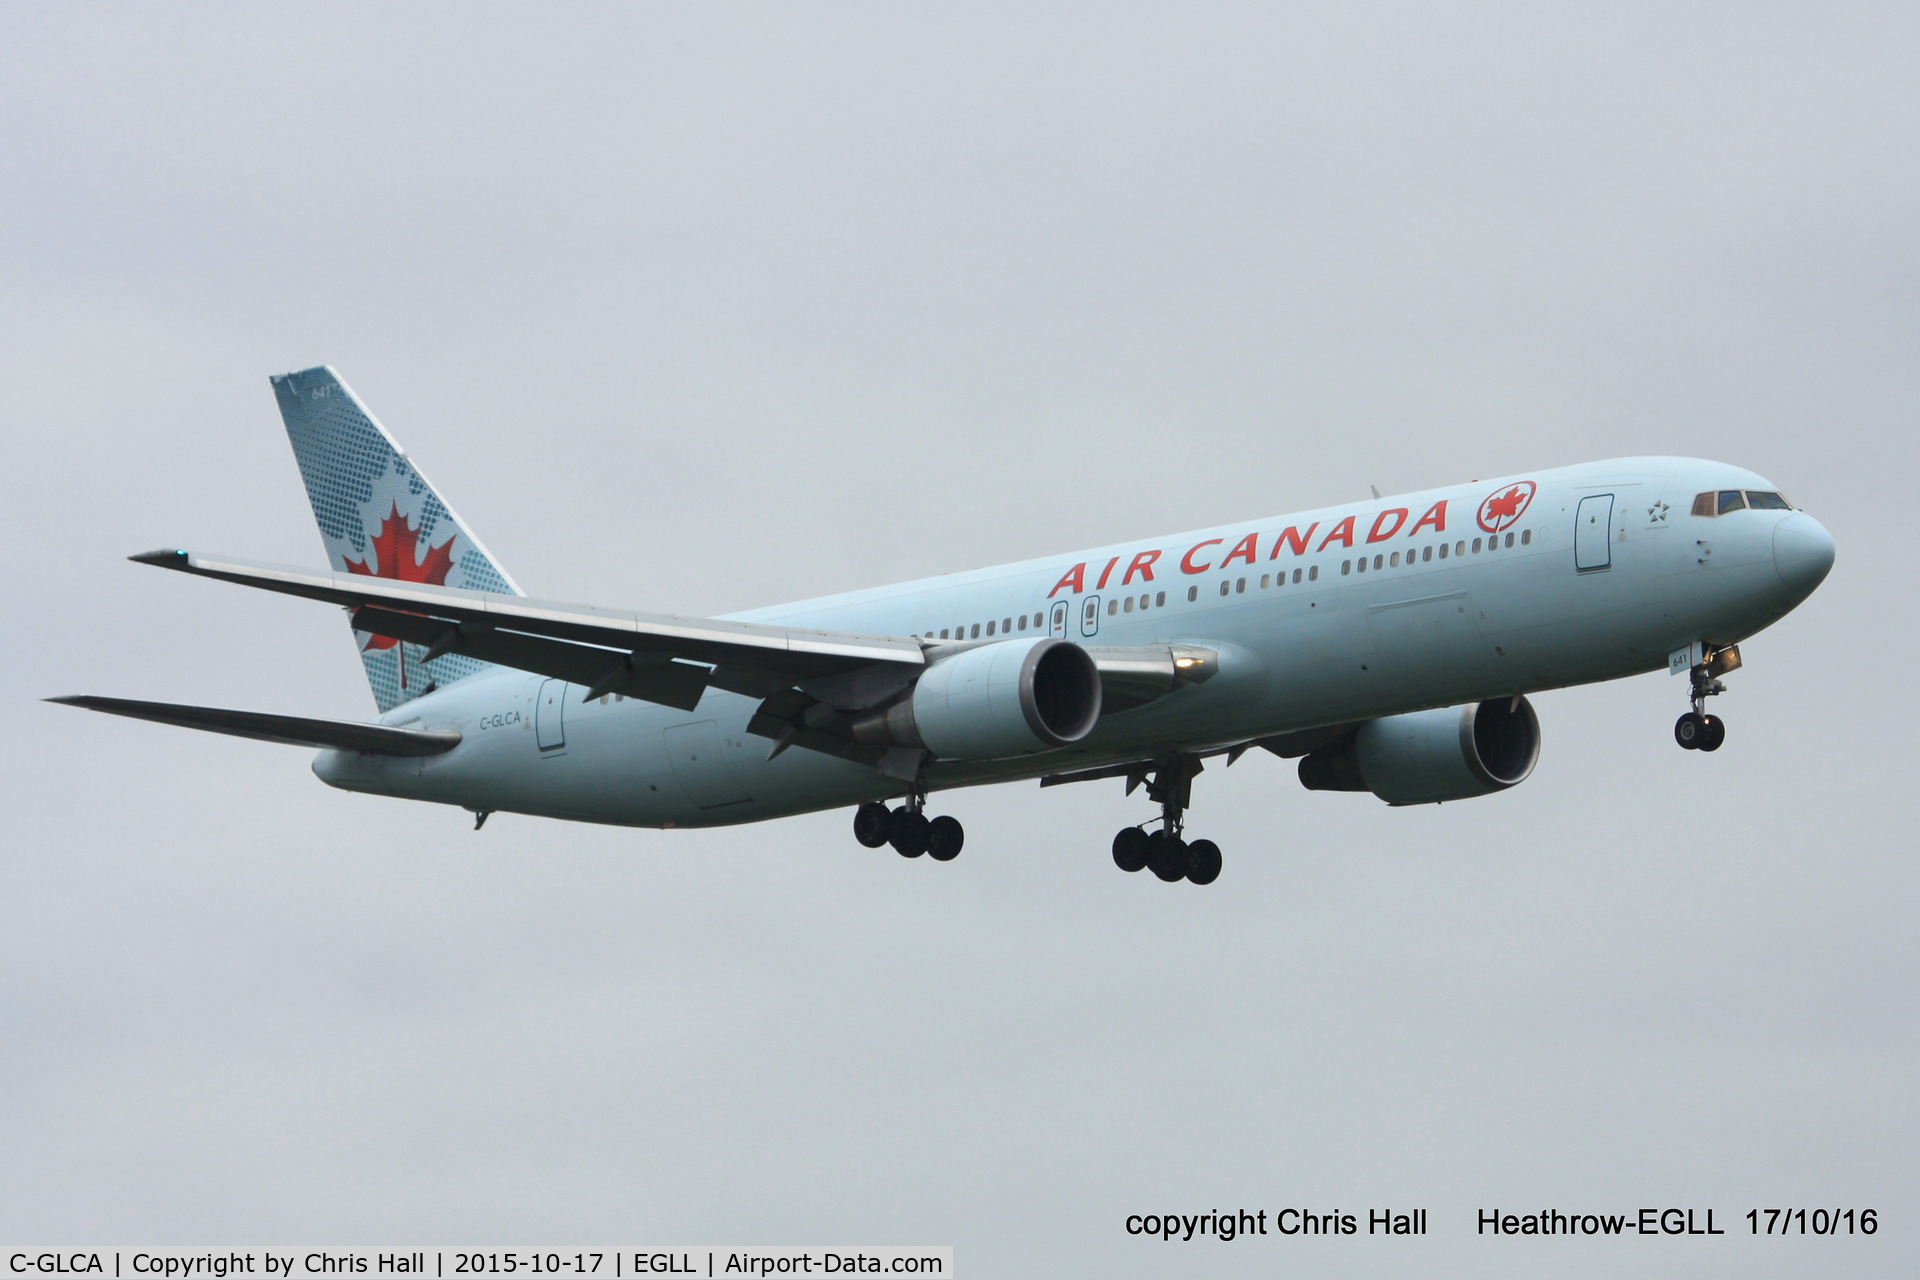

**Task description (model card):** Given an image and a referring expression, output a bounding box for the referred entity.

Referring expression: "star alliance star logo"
[1648,501,1670,523]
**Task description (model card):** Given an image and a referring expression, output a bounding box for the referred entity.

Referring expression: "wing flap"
[48,695,461,756]
[349,605,713,711]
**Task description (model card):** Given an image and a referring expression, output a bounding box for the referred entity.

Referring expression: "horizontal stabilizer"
[48,695,462,756]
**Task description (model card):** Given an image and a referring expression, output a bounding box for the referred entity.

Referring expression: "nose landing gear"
[1674,711,1725,751]
[852,792,965,862]
[1674,648,1736,752]
[1110,754,1222,885]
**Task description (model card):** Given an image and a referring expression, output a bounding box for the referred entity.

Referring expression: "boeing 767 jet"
[54,367,1835,885]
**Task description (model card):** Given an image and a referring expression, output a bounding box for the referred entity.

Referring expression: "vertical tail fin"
[271,365,522,713]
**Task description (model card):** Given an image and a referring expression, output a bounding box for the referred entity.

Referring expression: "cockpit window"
[1694,489,1792,515]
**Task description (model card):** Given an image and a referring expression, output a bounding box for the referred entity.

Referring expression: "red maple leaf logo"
[1477,481,1536,532]
[344,501,456,651]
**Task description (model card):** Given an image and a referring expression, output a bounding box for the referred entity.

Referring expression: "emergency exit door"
[1575,494,1614,572]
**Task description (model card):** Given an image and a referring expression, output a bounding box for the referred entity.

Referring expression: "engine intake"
[1299,697,1540,805]
[854,637,1102,761]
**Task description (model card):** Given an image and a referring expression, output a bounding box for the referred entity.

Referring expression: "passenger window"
[1003,617,1012,632]
[1308,565,1319,581]
[1746,490,1791,510]
[1422,545,1432,561]
[1187,586,1198,601]
[1520,529,1531,545]
[1141,594,1151,609]
[1373,555,1383,569]
[986,620,996,636]
[1717,490,1746,514]
[939,629,949,639]
[1155,591,1166,606]
[1473,537,1482,553]
[1355,557,1365,573]
[1260,573,1271,589]
[1219,580,1230,596]
[1122,596,1133,613]
[1455,540,1465,556]
[1236,577,1246,593]
[1016,616,1026,631]
[971,623,980,639]
[1438,543,1448,559]
[1504,533,1514,547]
[1108,599,1119,616]
[1293,568,1302,583]
[1389,552,1400,567]
[1341,560,1351,575]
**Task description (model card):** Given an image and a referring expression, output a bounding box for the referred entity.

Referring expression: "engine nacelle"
[853,637,1102,761]
[1298,697,1540,805]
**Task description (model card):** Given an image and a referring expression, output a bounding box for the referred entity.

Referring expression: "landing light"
[1175,657,1198,669]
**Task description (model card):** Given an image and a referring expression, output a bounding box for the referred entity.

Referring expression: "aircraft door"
[535,678,567,751]
[1050,602,1069,637]
[1575,494,1614,572]
[1081,595,1101,637]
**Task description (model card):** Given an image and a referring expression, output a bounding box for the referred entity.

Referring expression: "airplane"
[52,366,1835,885]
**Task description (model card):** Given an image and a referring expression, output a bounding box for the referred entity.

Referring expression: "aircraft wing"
[133,548,928,712]
[47,695,462,756]
[131,548,1218,763]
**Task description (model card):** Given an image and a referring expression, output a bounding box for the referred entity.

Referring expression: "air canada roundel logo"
[1477,480,1537,533]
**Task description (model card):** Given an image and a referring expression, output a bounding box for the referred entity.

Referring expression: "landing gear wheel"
[1112,827,1150,873]
[1698,714,1725,752]
[889,809,930,858]
[1183,839,1222,886]
[1674,712,1705,749]
[926,815,964,862]
[1145,830,1188,882]
[853,802,893,848]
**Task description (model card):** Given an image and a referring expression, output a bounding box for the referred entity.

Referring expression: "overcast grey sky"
[3,4,1915,1275]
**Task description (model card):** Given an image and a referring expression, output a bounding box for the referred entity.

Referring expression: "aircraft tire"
[1145,831,1187,882]
[890,810,931,858]
[926,815,964,861]
[854,802,893,848]
[1112,827,1150,873]
[1674,712,1705,749]
[1184,839,1222,886]
[1698,715,1726,752]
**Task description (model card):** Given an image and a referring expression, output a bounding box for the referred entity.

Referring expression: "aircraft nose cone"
[1772,512,1835,599]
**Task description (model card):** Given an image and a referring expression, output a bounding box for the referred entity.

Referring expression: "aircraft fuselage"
[314,456,1832,828]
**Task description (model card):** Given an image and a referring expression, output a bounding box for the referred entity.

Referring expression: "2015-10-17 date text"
[454,1257,604,1275]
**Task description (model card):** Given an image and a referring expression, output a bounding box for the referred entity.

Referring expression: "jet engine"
[1298,697,1540,805]
[853,636,1102,761]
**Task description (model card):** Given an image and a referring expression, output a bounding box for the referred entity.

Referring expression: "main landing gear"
[1674,649,1737,753]
[1110,754,1222,886]
[853,792,964,862]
